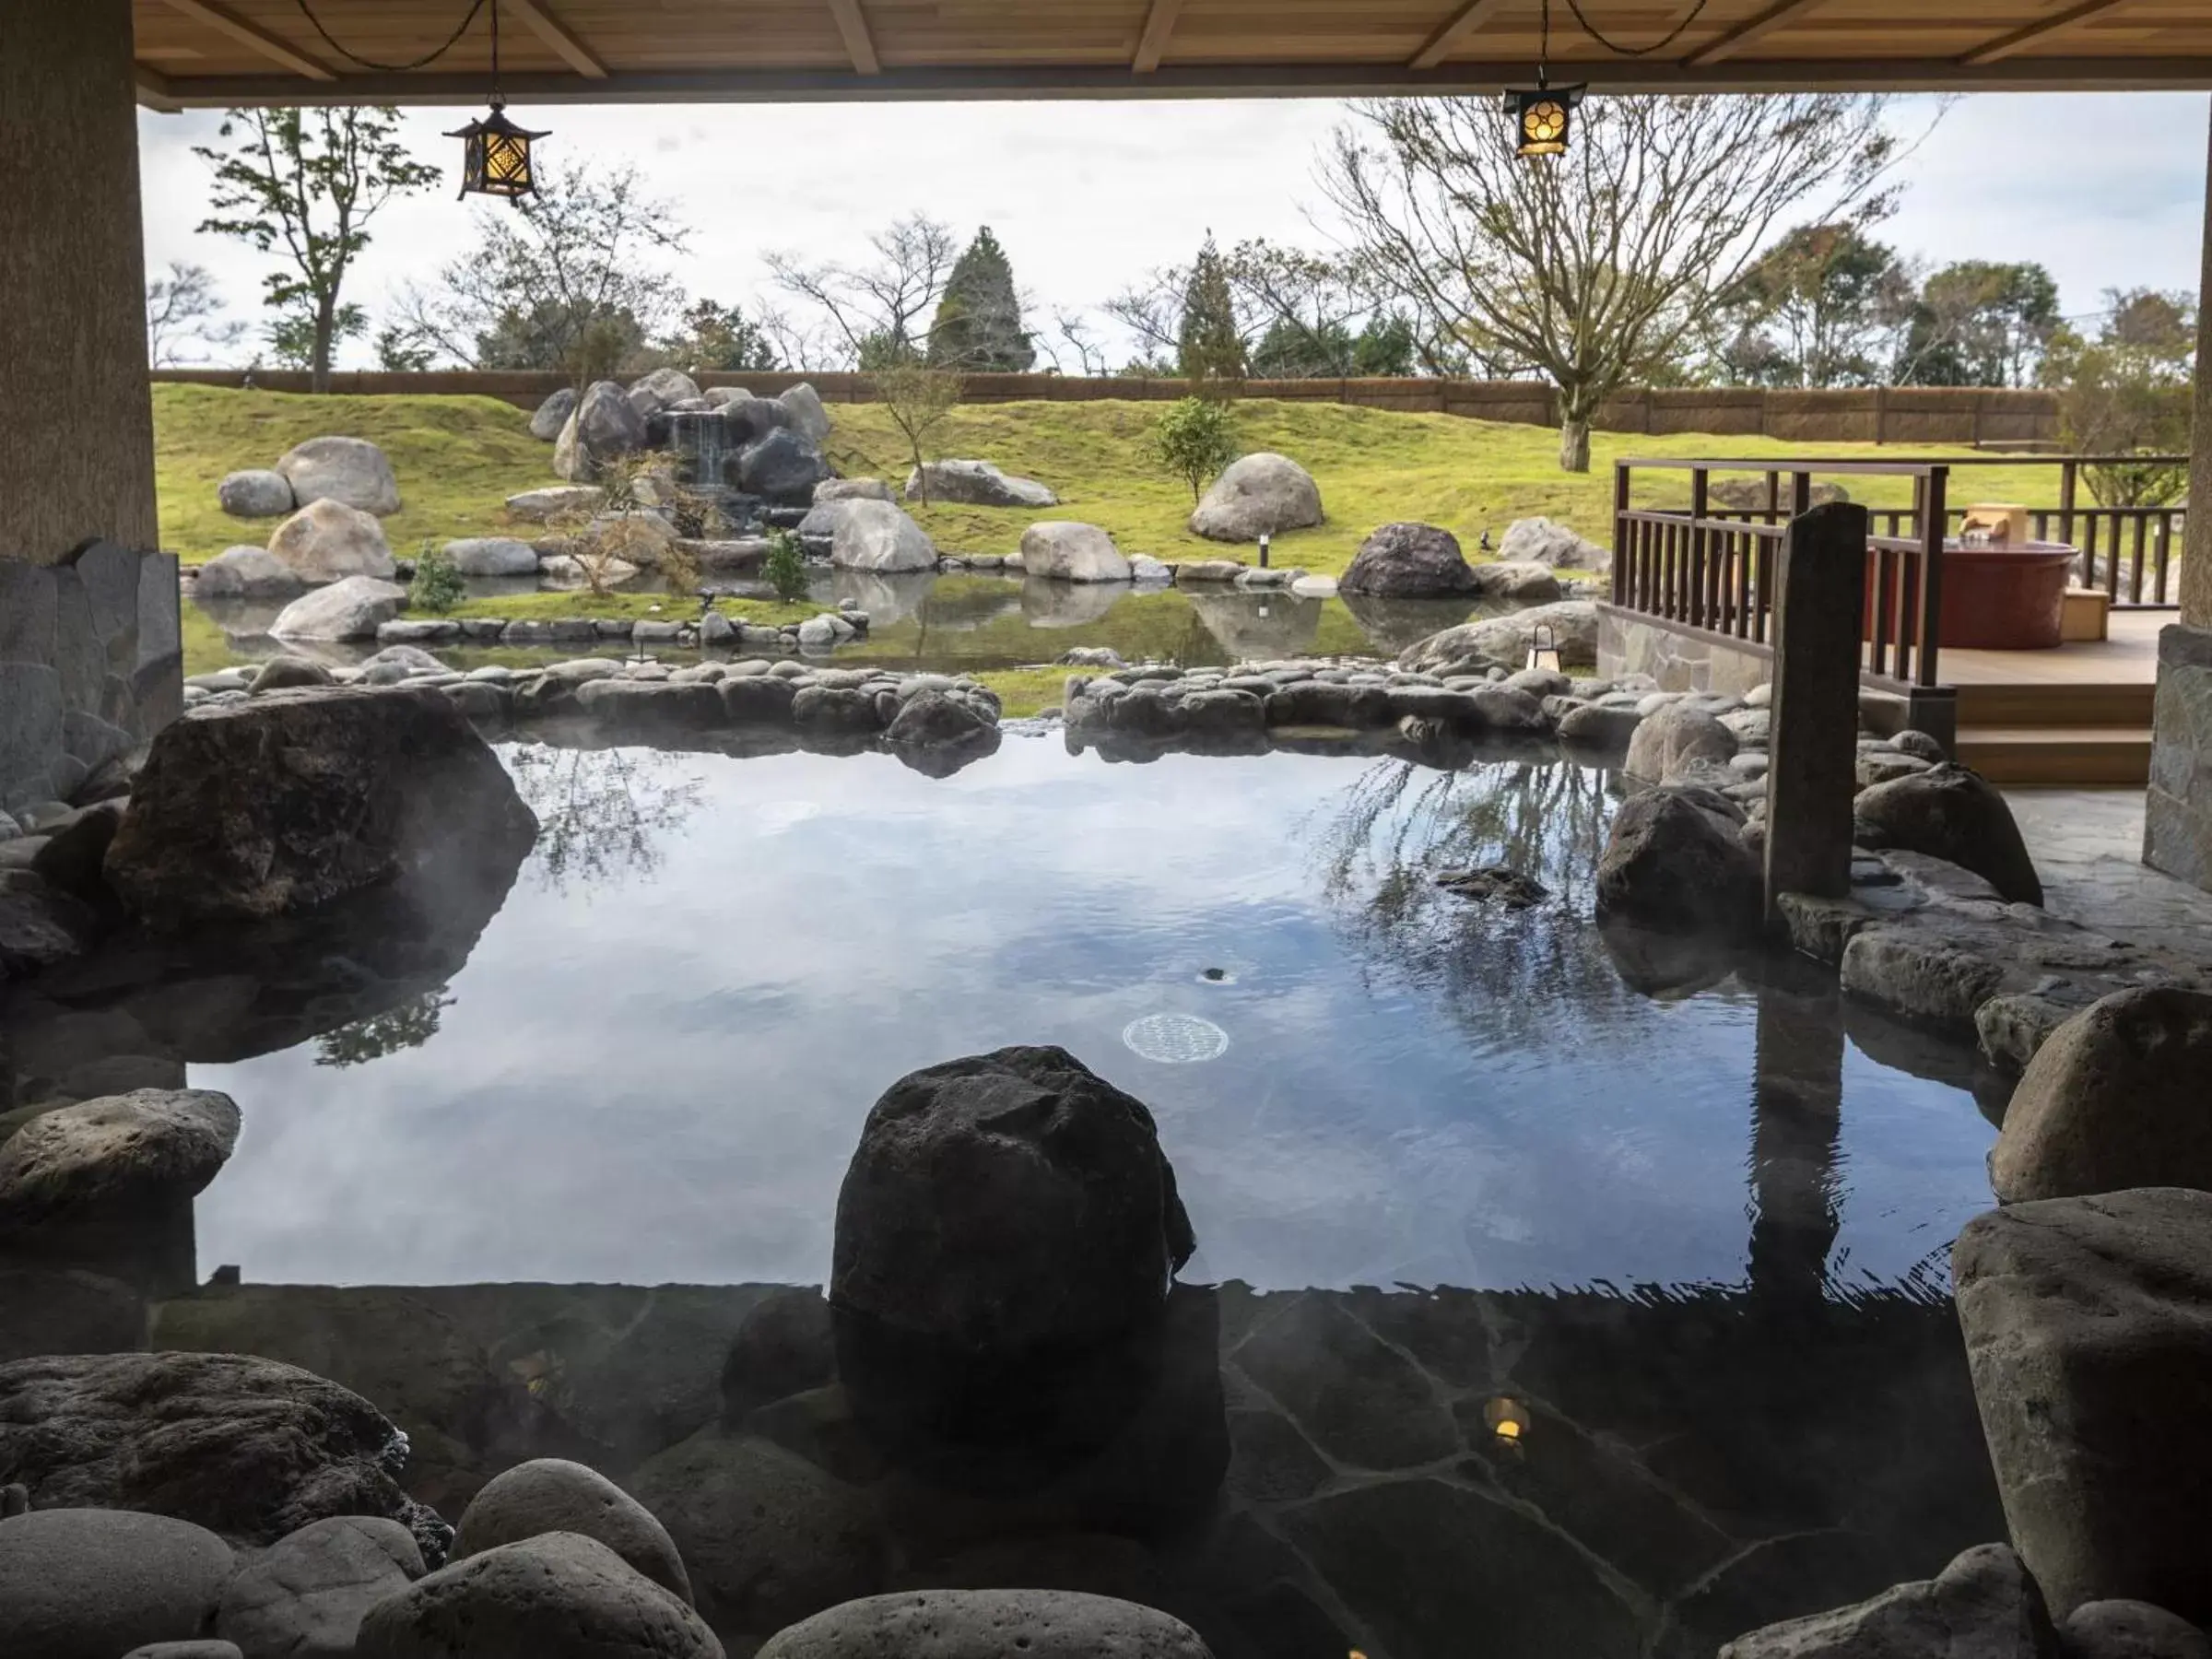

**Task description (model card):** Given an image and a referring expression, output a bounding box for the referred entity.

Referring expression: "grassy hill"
[155,384,2068,578]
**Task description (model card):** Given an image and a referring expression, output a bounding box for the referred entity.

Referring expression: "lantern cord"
[1559,0,1713,58]
[290,0,490,74]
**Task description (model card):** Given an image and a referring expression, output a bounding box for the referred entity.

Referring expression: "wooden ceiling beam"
[825,0,882,74]
[1410,0,1512,69]
[1135,0,1187,72]
[1959,0,2140,65]
[504,0,607,79]
[1681,0,1832,66]
[135,63,182,112]
[158,0,335,80]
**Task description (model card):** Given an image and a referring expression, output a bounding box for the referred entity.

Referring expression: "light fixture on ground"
[447,3,549,202]
[1484,1395,1533,1446]
[1526,622,1562,675]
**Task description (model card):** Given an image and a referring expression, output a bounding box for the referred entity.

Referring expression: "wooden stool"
[2061,586,2111,643]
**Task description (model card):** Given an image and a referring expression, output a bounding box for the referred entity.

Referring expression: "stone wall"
[2147,624,2212,888]
[0,545,181,817]
[1597,605,1774,699]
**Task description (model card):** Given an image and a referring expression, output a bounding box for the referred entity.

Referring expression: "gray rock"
[1856,765,2042,906]
[555,382,649,482]
[816,477,891,504]
[529,386,577,441]
[1559,701,1644,748]
[0,1508,237,1659]
[267,500,397,585]
[830,501,935,574]
[353,1532,718,1659]
[1264,679,1393,728]
[1498,515,1609,572]
[1341,523,1478,597]
[1020,522,1131,582]
[1627,702,1739,784]
[1396,601,1600,675]
[1954,1189,2212,1625]
[735,428,834,505]
[1468,559,1565,602]
[273,571,407,641]
[1189,453,1324,542]
[883,688,994,749]
[757,1590,1215,1658]
[722,676,799,726]
[217,1515,423,1659]
[1990,987,2212,1203]
[575,681,726,735]
[1175,559,1245,582]
[629,1431,881,1641]
[1596,785,1761,938]
[629,368,702,421]
[907,459,1057,508]
[218,470,296,519]
[1893,729,1950,763]
[779,382,833,443]
[832,1046,1194,1352]
[276,437,400,517]
[504,485,604,524]
[2060,1603,2212,1659]
[0,1088,239,1230]
[1507,666,1572,699]
[103,685,536,928]
[124,1643,245,1659]
[1718,1543,2054,1658]
[454,1460,689,1606]
[441,537,538,578]
[196,547,307,600]
[796,615,838,648]
[0,1352,441,1555]
[792,686,883,735]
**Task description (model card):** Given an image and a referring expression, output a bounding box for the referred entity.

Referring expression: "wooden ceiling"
[130,0,2212,107]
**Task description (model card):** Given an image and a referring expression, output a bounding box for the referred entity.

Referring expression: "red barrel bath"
[1866,542,2077,652]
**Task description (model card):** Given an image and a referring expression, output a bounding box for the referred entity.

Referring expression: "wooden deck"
[1936,612,2165,785]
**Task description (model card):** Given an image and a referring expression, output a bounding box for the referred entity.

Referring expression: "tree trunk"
[312,293,335,394]
[1559,417,1592,474]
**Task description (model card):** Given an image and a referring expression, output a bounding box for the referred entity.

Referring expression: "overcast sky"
[135,91,2210,371]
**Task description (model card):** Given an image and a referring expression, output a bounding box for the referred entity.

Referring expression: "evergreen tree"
[928,227,1034,371]
[1178,235,1247,393]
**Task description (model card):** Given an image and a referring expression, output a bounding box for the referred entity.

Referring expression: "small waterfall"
[671,410,726,491]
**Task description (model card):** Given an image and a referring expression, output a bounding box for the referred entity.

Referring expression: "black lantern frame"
[447,99,550,202]
[1503,82,1585,159]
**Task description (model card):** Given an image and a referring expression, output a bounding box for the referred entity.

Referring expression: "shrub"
[409,543,465,613]
[763,529,809,604]
[1150,396,1240,503]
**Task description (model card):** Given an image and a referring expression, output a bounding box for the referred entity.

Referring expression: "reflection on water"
[0,738,2013,1658]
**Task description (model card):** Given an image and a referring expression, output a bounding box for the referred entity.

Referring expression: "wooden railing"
[1613,459,1952,692]
[1691,455,2186,610]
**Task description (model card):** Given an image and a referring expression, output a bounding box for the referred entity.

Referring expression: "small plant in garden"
[660,536,700,599]
[409,542,465,613]
[668,485,727,542]
[1150,396,1240,503]
[763,529,809,604]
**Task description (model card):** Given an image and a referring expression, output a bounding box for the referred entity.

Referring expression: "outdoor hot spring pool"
[125,734,1999,1292]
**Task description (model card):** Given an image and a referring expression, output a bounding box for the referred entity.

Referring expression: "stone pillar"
[1747,976,1843,1306]
[0,0,178,823]
[1762,501,1870,926]
[2145,100,2212,889]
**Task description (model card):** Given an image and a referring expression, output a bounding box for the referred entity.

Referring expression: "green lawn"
[441,592,830,627]
[158,384,2072,579]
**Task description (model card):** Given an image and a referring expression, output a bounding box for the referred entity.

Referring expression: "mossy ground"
[159,384,2068,579]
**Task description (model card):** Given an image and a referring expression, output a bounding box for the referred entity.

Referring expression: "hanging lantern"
[446,2,548,203]
[448,99,550,201]
[1503,82,1585,159]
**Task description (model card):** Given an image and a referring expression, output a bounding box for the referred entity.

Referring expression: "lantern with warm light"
[1505,83,1585,159]
[1526,622,1563,675]
[448,100,550,201]
[1483,1396,1533,1446]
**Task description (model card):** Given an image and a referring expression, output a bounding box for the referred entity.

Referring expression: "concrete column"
[2144,98,2212,888]
[1763,502,1870,925]
[0,0,178,820]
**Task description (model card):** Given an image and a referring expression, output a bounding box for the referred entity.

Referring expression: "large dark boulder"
[757,1591,1215,1658]
[102,687,538,930]
[0,1508,238,1659]
[0,1351,448,1558]
[1595,785,1762,938]
[831,1046,1195,1354]
[1341,523,1479,598]
[1990,987,2212,1203]
[215,1515,423,1659]
[1626,702,1737,784]
[1855,764,2042,906]
[730,428,834,505]
[453,1459,691,1607]
[1718,1542,2054,1658]
[354,1533,719,1659]
[553,381,647,482]
[1953,1189,2212,1624]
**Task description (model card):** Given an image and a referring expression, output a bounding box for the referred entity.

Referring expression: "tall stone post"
[2145,100,2212,889]
[1762,502,1870,926]
[0,0,179,822]
[1747,974,1844,1307]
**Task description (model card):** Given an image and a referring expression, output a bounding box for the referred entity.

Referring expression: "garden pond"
[0,733,2016,1659]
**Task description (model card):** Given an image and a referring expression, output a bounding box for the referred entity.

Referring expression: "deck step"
[1953,682,2156,729]
[1954,725,2152,786]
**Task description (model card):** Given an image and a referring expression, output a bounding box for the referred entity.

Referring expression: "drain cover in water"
[1123,1013,1230,1064]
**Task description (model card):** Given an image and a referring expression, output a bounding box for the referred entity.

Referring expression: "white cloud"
[136,91,2208,369]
